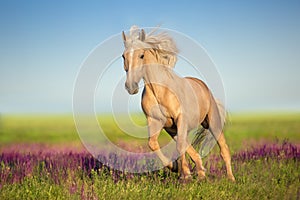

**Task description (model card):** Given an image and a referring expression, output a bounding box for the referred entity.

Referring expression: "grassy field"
[0,113,299,199]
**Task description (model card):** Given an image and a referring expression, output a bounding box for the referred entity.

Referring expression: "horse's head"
[122,26,178,95]
[122,29,148,95]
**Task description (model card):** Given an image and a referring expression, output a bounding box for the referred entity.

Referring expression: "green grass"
[0,113,300,199]
[0,158,299,200]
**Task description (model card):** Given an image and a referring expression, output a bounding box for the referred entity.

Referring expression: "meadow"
[0,113,299,199]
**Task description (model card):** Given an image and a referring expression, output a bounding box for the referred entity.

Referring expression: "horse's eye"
[140,54,144,59]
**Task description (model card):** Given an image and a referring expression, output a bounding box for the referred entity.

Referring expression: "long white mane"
[123,26,179,68]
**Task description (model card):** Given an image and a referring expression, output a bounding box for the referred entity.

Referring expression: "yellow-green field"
[1,113,299,150]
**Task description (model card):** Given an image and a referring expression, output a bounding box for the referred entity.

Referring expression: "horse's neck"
[143,64,175,85]
[143,64,180,98]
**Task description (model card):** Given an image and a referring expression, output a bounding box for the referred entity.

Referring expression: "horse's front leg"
[147,117,174,170]
[176,115,192,180]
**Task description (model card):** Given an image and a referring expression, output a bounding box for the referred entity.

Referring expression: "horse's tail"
[192,97,227,157]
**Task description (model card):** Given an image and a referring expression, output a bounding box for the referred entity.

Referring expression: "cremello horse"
[122,26,235,181]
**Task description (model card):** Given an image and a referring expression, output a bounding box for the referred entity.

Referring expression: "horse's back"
[184,77,211,100]
[184,77,209,92]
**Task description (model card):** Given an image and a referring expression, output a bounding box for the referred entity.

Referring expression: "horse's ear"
[122,31,126,42]
[139,29,145,41]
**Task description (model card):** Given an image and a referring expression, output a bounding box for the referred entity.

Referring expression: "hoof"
[170,160,179,172]
[179,174,192,184]
[228,175,236,182]
[197,170,206,178]
[196,168,206,181]
[197,175,206,181]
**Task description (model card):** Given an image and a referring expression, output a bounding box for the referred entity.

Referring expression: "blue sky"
[0,0,299,113]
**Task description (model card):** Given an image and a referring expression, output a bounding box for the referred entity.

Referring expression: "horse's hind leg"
[208,103,235,181]
[217,132,235,181]
[186,146,206,179]
[169,133,206,180]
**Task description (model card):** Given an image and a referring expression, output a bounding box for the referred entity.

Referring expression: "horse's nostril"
[125,82,133,91]
[125,82,139,95]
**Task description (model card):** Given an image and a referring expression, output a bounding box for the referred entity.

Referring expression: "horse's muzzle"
[125,83,139,95]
